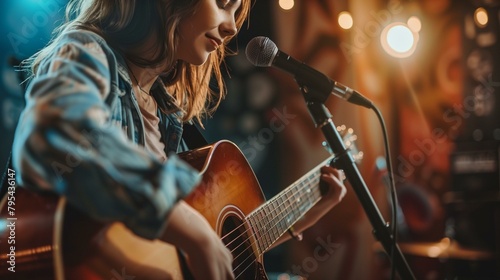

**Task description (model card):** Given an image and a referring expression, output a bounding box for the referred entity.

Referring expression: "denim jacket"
[12,30,200,239]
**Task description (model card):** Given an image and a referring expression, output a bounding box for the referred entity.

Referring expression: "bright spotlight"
[279,0,294,10]
[474,7,488,27]
[338,11,353,30]
[407,16,422,32]
[381,22,419,58]
[387,25,414,52]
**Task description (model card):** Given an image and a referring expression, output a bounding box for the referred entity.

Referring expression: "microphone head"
[245,36,278,67]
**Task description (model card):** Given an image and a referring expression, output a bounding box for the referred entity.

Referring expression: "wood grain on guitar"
[0,140,341,280]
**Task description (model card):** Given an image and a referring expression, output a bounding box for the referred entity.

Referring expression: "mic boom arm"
[299,83,416,280]
[246,36,373,108]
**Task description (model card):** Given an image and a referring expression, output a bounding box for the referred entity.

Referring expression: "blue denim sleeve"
[12,30,201,239]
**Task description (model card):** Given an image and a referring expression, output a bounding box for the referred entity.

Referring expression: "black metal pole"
[299,83,415,280]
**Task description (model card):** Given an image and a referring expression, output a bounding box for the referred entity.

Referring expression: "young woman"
[12,0,347,279]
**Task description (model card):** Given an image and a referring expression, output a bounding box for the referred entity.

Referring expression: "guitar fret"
[263,208,272,249]
[275,200,282,241]
[262,207,271,249]
[307,172,319,207]
[293,186,302,219]
[251,214,262,254]
[293,186,303,216]
[284,195,289,231]
[247,154,336,254]
[260,212,269,253]
[285,190,296,227]
[305,174,314,209]
[265,200,276,245]
[268,207,276,247]
[312,173,322,200]
[266,199,277,241]
[281,195,293,232]
[255,211,265,250]
[248,215,262,254]
[269,205,277,247]
[277,196,289,232]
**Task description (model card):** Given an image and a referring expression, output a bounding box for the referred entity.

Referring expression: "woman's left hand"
[297,165,347,229]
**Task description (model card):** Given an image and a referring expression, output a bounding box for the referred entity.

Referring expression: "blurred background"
[1,0,499,279]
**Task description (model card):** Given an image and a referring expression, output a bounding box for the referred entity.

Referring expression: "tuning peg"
[322,141,333,154]
[322,125,363,164]
[338,125,364,164]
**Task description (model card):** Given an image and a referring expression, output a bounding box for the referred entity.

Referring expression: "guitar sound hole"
[222,215,257,279]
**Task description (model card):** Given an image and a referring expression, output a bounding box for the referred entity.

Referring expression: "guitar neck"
[247,155,335,254]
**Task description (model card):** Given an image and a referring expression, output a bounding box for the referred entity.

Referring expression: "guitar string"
[230,173,323,277]
[226,171,320,253]
[233,180,322,279]
[221,154,334,249]
[230,173,320,264]
[220,154,333,243]
[223,161,328,259]
[211,154,334,277]
[233,176,323,279]
[223,170,320,252]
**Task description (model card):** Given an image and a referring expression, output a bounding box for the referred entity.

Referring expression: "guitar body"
[0,140,268,280]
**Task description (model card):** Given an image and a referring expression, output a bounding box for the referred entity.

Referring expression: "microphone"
[245,36,373,108]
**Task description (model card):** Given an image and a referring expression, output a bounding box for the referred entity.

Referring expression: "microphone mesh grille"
[245,36,278,67]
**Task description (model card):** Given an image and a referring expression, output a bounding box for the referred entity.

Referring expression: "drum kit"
[396,237,493,261]
[373,236,497,279]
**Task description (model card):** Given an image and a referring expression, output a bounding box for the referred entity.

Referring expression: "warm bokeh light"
[338,11,353,30]
[474,7,488,27]
[387,25,414,52]
[279,0,294,10]
[381,22,419,58]
[407,16,422,32]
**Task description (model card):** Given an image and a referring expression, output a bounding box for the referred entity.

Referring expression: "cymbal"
[374,238,494,260]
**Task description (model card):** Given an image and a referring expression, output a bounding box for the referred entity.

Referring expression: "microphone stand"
[296,81,415,280]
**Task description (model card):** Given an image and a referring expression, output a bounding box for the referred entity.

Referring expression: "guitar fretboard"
[247,155,334,254]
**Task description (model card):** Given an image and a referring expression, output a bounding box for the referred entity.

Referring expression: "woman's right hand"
[161,201,234,280]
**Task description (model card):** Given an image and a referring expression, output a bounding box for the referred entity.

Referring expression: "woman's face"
[176,0,241,65]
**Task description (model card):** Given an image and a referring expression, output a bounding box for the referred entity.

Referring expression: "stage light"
[338,11,353,30]
[279,0,294,10]
[474,7,488,27]
[386,25,413,53]
[407,16,422,32]
[381,22,419,58]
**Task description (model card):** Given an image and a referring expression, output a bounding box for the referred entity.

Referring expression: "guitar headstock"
[322,124,364,164]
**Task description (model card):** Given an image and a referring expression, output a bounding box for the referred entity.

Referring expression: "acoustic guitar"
[0,139,357,280]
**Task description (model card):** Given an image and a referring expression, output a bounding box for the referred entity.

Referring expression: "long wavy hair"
[25,0,251,124]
